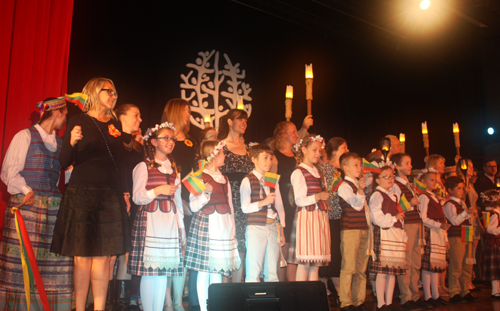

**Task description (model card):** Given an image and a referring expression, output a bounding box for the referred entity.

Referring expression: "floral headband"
[375,159,396,171]
[293,135,325,152]
[206,140,226,163]
[416,168,439,181]
[481,190,500,203]
[143,121,176,142]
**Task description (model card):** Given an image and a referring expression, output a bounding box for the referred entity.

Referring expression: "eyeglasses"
[101,88,118,97]
[377,175,395,180]
[156,136,177,143]
[486,165,497,169]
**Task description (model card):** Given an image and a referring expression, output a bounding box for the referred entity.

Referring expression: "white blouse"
[487,208,500,236]
[369,186,399,228]
[291,163,322,210]
[443,196,470,226]
[337,176,365,211]
[419,191,443,230]
[1,124,70,195]
[132,158,184,228]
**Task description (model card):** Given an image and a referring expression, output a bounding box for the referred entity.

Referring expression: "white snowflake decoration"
[180,50,253,130]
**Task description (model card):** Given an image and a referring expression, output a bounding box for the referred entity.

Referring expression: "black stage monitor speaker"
[208,281,330,311]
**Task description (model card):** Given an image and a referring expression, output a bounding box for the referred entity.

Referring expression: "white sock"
[431,273,440,300]
[141,276,168,311]
[376,274,387,308]
[385,275,395,306]
[295,265,309,281]
[492,280,499,296]
[197,272,221,311]
[422,271,432,301]
[172,270,187,307]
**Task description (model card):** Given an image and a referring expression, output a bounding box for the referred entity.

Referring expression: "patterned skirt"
[482,238,500,281]
[287,208,330,266]
[50,185,131,257]
[0,194,73,311]
[421,227,447,273]
[184,211,240,276]
[128,207,183,277]
[368,226,406,276]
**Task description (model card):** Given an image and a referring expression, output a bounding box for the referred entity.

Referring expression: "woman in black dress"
[51,77,131,311]
[218,109,253,283]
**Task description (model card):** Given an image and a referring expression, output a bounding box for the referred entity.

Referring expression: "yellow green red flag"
[461,225,474,242]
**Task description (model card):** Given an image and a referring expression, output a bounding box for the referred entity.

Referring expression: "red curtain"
[0,0,74,227]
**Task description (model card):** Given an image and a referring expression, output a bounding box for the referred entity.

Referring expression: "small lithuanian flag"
[362,159,381,173]
[483,211,491,228]
[398,194,411,213]
[182,174,206,196]
[461,225,474,242]
[264,172,280,188]
[65,92,88,110]
[413,179,427,194]
[329,171,343,192]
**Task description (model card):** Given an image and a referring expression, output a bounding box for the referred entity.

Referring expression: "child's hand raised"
[261,193,276,207]
[410,197,419,207]
[396,213,405,221]
[315,191,330,202]
[440,223,451,231]
[358,176,367,192]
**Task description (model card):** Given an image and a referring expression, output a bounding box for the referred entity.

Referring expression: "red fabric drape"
[0,0,74,228]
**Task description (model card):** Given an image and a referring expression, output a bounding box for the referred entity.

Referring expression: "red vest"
[246,172,276,226]
[394,179,421,224]
[376,190,402,228]
[422,192,445,223]
[339,179,368,230]
[143,161,177,213]
[200,173,231,215]
[446,199,467,238]
[296,166,328,212]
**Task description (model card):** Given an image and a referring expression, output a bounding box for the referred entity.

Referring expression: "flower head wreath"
[416,167,439,181]
[143,121,176,142]
[293,135,326,152]
[206,140,226,163]
[480,189,500,204]
[374,159,396,171]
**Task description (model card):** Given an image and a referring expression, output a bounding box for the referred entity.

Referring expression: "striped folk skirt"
[287,207,330,266]
[482,237,500,281]
[368,226,406,276]
[421,226,447,273]
[0,194,73,311]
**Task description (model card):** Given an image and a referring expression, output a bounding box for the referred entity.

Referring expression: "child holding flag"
[288,134,331,281]
[418,168,451,307]
[368,165,406,311]
[184,140,241,311]
[240,144,285,282]
[443,176,479,304]
[480,189,500,298]
[391,153,429,310]
[337,152,371,311]
[129,122,185,311]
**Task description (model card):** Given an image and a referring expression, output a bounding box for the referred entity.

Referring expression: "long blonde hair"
[161,98,190,137]
[82,77,117,119]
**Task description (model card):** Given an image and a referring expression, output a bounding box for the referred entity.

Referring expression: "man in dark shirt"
[475,158,499,210]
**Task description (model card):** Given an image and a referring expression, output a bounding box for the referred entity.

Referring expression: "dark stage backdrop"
[67,0,490,169]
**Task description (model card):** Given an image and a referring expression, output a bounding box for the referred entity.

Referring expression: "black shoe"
[435,297,450,305]
[491,294,500,300]
[386,304,399,311]
[463,293,479,302]
[376,305,391,311]
[424,298,442,307]
[414,299,432,309]
[449,294,467,304]
[355,304,370,311]
[126,306,141,311]
[114,280,130,311]
[400,300,423,311]
[341,305,356,311]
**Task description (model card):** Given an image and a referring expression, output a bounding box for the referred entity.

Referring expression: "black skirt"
[319,218,341,277]
[51,185,132,257]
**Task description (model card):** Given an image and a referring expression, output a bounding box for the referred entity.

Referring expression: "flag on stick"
[398,194,411,213]
[264,172,280,188]
[182,174,206,196]
[363,159,381,173]
[461,225,474,242]
[483,211,490,228]
[413,178,427,194]
[65,93,88,110]
[329,171,343,192]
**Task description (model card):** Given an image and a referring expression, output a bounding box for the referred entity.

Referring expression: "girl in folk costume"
[288,134,331,281]
[0,97,73,310]
[418,169,451,307]
[368,165,406,311]
[480,190,500,298]
[184,140,241,311]
[391,153,427,310]
[128,122,185,311]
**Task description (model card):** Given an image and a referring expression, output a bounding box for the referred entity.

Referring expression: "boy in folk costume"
[443,176,479,304]
[480,189,500,299]
[240,144,286,282]
[337,152,372,311]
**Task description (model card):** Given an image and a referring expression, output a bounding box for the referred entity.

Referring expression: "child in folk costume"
[443,176,479,304]
[391,153,429,310]
[240,144,286,283]
[480,189,500,298]
[418,168,451,307]
[184,140,241,311]
[288,134,331,281]
[368,165,406,311]
[128,122,186,311]
[337,152,372,311]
